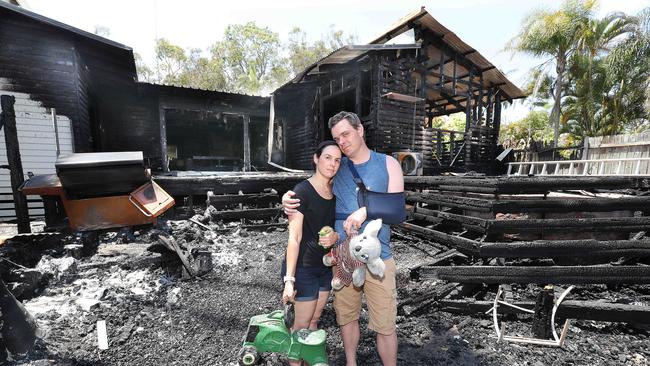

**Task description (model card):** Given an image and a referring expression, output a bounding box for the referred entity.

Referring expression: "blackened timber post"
[452,56,457,94]
[477,72,484,125]
[0,95,30,233]
[355,74,362,116]
[465,69,473,131]
[532,285,554,339]
[486,87,494,129]
[438,51,445,89]
[243,114,251,172]
[436,129,442,164]
[493,92,502,137]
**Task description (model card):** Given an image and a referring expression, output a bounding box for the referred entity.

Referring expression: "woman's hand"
[282,281,296,304]
[319,231,339,249]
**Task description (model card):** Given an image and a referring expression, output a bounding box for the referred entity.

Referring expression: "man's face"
[331,118,364,157]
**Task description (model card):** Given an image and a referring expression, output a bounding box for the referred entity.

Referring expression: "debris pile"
[0,175,649,365]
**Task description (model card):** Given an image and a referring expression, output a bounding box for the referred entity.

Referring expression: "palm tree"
[508,0,595,148]
[573,12,637,134]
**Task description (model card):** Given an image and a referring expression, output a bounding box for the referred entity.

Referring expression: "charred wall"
[274,84,319,170]
[0,10,89,151]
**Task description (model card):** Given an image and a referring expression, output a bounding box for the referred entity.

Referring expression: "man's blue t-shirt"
[333,151,392,260]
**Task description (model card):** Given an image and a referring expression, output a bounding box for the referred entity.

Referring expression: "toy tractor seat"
[293,328,326,346]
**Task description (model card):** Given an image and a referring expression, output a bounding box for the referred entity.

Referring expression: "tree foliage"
[505,1,650,146]
[136,23,355,95]
[500,110,554,149]
[507,0,596,147]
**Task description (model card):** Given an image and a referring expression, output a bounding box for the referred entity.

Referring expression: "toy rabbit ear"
[364,219,382,237]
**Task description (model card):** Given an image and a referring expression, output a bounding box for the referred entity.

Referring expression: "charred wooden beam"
[491,198,650,214]
[486,217,650,233]
[398,282,460,316]
[155,173,308,196]
[207,207,282,221]
[439,299,650,324]
[420,265,650,284]
[478,238,650,259]
[206,191,278,208]
[403,176,648,192]
[399,222,479,255]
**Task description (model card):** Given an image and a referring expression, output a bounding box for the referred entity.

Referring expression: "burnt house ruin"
[271,8,525,174]
[0,2,269,220]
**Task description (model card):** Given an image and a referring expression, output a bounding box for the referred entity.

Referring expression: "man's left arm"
[342,156,405,234]
[385,155,404,193]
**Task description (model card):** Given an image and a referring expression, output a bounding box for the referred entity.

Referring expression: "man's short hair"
[328,111,362,130]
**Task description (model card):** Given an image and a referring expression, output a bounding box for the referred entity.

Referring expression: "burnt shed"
[0,2,270,221]
[271,7,525,174]
[0,2,270,173]
[0,1,136,153]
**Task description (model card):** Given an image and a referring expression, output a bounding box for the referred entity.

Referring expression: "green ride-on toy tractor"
[238,302,328,366]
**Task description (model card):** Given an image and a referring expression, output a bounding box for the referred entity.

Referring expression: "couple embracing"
[280,111,405,366]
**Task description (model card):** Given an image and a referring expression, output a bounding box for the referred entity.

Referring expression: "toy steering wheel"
[284,301,295,329]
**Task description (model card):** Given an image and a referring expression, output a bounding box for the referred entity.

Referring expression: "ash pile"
[1,174,650,365]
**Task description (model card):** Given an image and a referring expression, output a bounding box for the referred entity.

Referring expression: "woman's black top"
[292,180,335,267]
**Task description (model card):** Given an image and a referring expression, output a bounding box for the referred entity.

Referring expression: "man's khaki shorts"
[333,258,397,335]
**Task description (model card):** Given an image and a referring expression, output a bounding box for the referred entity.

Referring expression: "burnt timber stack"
[400,175,650,324]
[404,175,650,280]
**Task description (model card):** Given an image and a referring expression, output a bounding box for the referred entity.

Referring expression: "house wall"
[0,11,91,152]
[0,89,74,221]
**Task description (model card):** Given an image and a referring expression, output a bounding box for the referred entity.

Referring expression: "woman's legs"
[290,299,318,366]
[309,290,330,330]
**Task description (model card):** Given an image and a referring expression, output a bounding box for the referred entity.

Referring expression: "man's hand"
[319,231,339,249]
[343,207,367,236]
[281,190,300,216]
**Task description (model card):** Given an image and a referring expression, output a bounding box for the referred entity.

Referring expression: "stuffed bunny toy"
[322,219,385,289]
[349,219,385,287]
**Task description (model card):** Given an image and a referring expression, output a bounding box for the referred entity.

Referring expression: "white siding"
[0,86,74,221]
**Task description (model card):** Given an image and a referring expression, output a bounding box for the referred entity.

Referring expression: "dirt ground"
[4,216,650,366]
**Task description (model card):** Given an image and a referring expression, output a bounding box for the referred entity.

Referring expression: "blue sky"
[25,0,648,122]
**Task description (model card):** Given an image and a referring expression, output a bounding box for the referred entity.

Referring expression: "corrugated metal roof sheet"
[369,7,525,100]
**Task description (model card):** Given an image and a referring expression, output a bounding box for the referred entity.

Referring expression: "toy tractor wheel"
[238,346,258,366]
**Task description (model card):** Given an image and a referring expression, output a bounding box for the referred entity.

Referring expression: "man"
[283,111,404,366]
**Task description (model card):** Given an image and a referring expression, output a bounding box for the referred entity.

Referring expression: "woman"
[281,141,341,350]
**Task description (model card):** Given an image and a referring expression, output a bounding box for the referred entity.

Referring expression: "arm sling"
[347,159,406,225]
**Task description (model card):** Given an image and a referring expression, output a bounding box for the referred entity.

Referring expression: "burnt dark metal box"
[55,152,147,198]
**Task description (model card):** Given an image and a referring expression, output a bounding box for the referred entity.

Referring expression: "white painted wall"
[0,86,74,221]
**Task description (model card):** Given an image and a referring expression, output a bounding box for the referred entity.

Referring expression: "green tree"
[135,52,155,82]
[562,7,649,137]
[148,38,228,91]
[508,0,595,147]
[211,22,283,94]
[287,26,357,77]
[500,110,553,149]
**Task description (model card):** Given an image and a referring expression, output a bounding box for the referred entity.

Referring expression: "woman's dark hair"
[314,140,339,158]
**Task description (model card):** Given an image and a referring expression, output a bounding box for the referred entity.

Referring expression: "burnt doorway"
[321,89,356,141]
[165,109,247,171]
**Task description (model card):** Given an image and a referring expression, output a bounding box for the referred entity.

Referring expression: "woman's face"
[314,145,342,179]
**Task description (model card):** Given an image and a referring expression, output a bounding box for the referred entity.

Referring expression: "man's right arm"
[281,190,301,216]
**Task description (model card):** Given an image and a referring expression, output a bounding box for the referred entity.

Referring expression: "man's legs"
[376,332,397,366]
[364,258,398,366]
[340,320,360,366]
